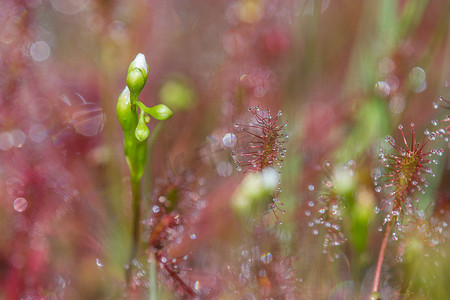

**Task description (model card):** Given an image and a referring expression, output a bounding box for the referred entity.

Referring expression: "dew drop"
[222,133,237,148]
[431,120,438,126]
[13,198,28,212]
[374,81,390,97]
[375,186,382,193]
[260,252,272,264]
[190,233,197,240]
[96,258,103,269]
[152,205,160,213]
[392,233,398,241]
[313,229,319,235]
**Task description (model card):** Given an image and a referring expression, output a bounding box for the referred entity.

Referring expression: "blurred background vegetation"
[1,0,449,299]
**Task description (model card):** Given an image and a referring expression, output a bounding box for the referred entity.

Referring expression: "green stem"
[126,178,142,285]
[149,254,158,300]
[145,122,164,298]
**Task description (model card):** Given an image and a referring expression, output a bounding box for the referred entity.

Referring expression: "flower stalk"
[116,53,173,286]
[371,219,392,298]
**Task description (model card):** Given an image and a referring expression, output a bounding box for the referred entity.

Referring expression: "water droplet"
[260,252,272,264]
[222,133,237,148]
[194,281,200,291]
[374,206,380,214]
[96,258,103,269]
[398,124,403,130]
[313,229,319,235]
[308,184,314,191]
[374,81,390,97]
[371,168,382,180]
[305,210,311,216]
[190,233,197,239]
[13,198,27,212]
[152,205,160,213]
[375,186,382,193]
[433,102,439,109]
[431,120,438,126]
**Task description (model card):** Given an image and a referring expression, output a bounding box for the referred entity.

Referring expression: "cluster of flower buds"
[116,53,173,180]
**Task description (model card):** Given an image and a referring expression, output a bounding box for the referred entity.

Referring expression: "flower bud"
[135,112,149,142]
[148,104,173,120]
[126,53,149,96]
[116,87,136,131]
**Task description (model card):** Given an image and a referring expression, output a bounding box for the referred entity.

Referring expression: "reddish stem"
[372,220,393,294]
[155,253,197,297]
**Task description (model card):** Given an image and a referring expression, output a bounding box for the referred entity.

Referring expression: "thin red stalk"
[155,253,197,297]
[372,220,393,294]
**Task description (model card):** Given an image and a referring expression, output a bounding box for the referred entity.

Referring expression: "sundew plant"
[1,1,450,299]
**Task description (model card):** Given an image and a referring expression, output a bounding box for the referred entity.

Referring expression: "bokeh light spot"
[14,197,28,212]
[30,41,50,62]
[0,132,14,151]
[51,0,89,15]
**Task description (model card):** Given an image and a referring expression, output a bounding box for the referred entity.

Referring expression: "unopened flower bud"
[116,87,136,131]
[135,112,149,142]
[126,53,149,96]
[148,104,173,120]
